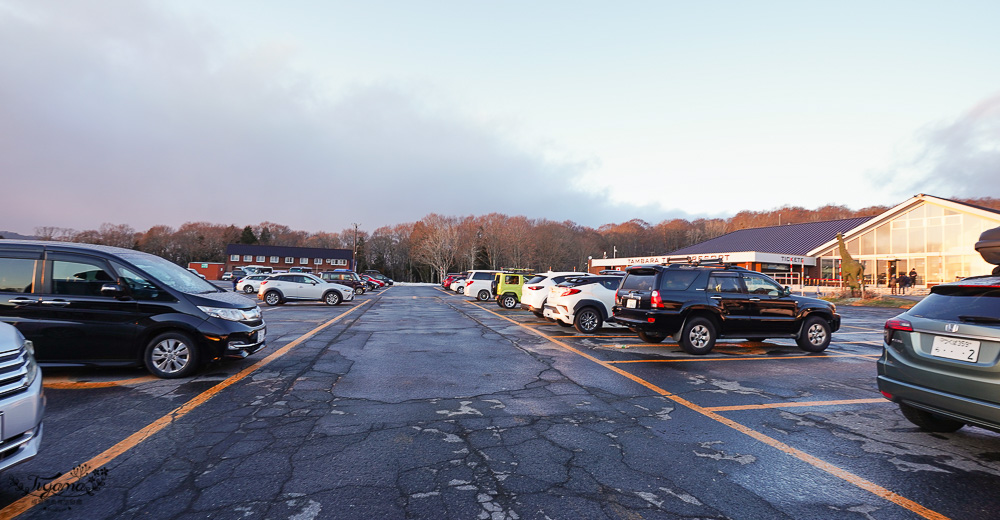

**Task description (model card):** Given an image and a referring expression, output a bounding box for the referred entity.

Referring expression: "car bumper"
[611,308,685,333]
[877,373,1000,432]
[0,372,44,472]
[200,319,267,361]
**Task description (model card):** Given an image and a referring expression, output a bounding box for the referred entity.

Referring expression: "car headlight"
[198,306,248,321]
[23,339,39,386]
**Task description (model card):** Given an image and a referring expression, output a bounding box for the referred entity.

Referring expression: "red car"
[362,274,386,289]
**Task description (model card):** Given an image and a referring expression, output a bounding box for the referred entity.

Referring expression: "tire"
[324,291,342,306]
[264,291,282,306]
[532,311,544,318]
[574,307,602,334]
[899,403,964,432]
[477,290,491,301]
[456,286,464,294]
[637,331,667,343]
[355,287,364,295]
[680,316,716,355]
[499,294,518,309]
[797,316,831,352]
[243,285,255,294]
[144,331,199,379]
[556,320,572,328]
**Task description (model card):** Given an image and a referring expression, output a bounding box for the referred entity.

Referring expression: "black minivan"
[0,240,266,378]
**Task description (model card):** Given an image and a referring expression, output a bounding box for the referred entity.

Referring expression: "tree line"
[22,198,1000,282]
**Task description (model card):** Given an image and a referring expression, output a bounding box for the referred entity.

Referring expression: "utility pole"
[352,223,359,271]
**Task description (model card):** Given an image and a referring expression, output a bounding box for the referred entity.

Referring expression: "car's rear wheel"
[898,403,965,432]
[477,290,491,301]
[637,331,667,343]
[243,285,255,294]
[324,291,342,306]
[556,320,572,327]
[145,331,199,379]
[499,294,518,309]
[680,317,716,355]
[532,311,544,318]
[355,287,364,295]
[797,316,831,352]
[264,291,282,306]
[574,307,602,334]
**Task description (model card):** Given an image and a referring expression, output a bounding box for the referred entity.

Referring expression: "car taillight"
[651,290,664,308]
[260,280,268,285]
[527,286,542,290]
[561,288,581,297]
[884,317,912,345]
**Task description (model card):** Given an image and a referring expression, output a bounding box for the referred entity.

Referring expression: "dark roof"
[225,244,353,260]
[934,195,1000,216]
[669,217,875,256]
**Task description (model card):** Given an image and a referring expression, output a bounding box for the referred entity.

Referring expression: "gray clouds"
[0,0,680,235]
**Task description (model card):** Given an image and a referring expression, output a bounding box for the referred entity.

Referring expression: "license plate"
[931,336,980,363]
[626,299,637,309]
[257,327,266,343]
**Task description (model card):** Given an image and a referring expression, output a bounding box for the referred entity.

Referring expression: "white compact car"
[464,270,501,301]
[520,271,590,318]
[543,275,624,333]
[258,273,355,306]
[236,274,271,294]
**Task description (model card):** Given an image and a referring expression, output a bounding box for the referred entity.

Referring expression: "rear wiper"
[958,315,1000,324]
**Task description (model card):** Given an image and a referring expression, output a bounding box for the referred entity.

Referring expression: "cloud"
[0,0,685,236]
[905,93,1000,198]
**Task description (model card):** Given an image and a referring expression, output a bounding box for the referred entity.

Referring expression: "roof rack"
[499,267,534,274]
[661,256,734,268]
[598,269,626,275]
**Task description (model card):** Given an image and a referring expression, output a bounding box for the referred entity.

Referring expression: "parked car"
[236,273,271,294]
[362,274,386,290]
[464,270,501,301]
[492,271,534,310]
[258,273,354,306]
[0,322,44,472]
[543,274,624,333]
[450,277,467,294]
[0,240,266,378]
[442,273,463,289]
[612,260,840,354]
[319,270,366,295]
[364,270,394,286]
[231,268,247,281]
[221,272,233,281]
[520,271,590,318]
[878,274,1000,432]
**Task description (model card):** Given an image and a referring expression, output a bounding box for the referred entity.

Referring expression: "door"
[0,248,45,341]
[705,272,753,334]
[29,253,139,362]
[741,273,799,335]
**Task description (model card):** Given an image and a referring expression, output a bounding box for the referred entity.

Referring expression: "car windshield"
[526,275,548,284]
[119,253,221,294]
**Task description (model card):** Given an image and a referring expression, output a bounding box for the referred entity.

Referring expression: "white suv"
[258,273,355,306]
[521,271,590,318]
[543,275,624,333]
[236,274,271,294]
[464,270,501,301]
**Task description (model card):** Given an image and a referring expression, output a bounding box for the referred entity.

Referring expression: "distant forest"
[8,197,1000,282]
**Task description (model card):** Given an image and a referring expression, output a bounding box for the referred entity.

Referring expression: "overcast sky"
[2,0,999,236]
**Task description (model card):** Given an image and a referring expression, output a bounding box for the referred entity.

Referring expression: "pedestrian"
[232,272,239,291]
[909,268,918,288]
[889,273,897,295]
[899,272,909,294]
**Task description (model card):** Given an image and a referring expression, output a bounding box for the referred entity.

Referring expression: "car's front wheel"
[797,316,831,352]
[574,307,602,334]
[355,287,364,295]
[680,316,716,355]
[324,291,342,306]
[264,291,283,306]
[243,285,255,294]
[145,331,199,379]
[899,403,965,432]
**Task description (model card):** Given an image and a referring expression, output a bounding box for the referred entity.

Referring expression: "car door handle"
[710,296,722,300]
[40,299,71,306]
[8,297,39,305]
[749,297,761,302]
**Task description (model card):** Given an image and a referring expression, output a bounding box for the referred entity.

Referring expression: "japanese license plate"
[931,336,980,363]
[626,298,637,309]
[256,327,266,343]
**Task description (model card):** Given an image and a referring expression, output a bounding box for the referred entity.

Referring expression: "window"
[743,274,782,296]
[111,262,173,301]
[51,259,114,297]
[314,258,323,265]
[707,274,743,294]
[256,256,265,262]
[230,254,239,261]
[300,257,309,265]
[243,255,252,262]
[0,257,37,293]
[658,270,700,291]
[270,256,279,263]
[285,257,294,264]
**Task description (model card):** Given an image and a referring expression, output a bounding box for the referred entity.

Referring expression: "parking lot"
[1,285,997,519]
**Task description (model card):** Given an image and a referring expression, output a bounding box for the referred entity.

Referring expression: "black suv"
[612,260,840,355]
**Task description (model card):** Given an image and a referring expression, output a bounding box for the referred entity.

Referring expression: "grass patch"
[819,295,915,309]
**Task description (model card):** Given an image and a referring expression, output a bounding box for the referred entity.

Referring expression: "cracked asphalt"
[2,285,998,519]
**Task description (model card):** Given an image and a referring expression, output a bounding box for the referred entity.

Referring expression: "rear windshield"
[620,272,656,292]
[526,275,547,284]
[909,285,1000,321]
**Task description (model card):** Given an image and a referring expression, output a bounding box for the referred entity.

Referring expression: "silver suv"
[0,322,44,471]
[258,273,355,306]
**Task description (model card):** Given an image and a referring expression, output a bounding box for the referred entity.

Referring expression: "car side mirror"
[101,283,126,297]
[782,286,792,297]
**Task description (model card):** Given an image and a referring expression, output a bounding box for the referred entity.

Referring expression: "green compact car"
[492,271,534,310]
[878,275,1000,432]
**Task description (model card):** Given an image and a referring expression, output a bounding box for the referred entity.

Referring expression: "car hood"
[183,290,259,310]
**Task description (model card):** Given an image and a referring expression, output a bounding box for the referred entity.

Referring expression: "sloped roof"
[669,217,875,256]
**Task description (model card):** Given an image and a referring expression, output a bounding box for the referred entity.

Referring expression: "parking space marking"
[1,301,371,518]
[466,301,949,520]
[43,375,158,389]
[604,352,880,364]
[705,398,889,412]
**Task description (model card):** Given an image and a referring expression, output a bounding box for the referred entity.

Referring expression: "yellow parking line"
[605,353,880,364]
[43,375,158,389]
[705,398,889,412]
[466,301,948,520]
[1,301,370,518]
